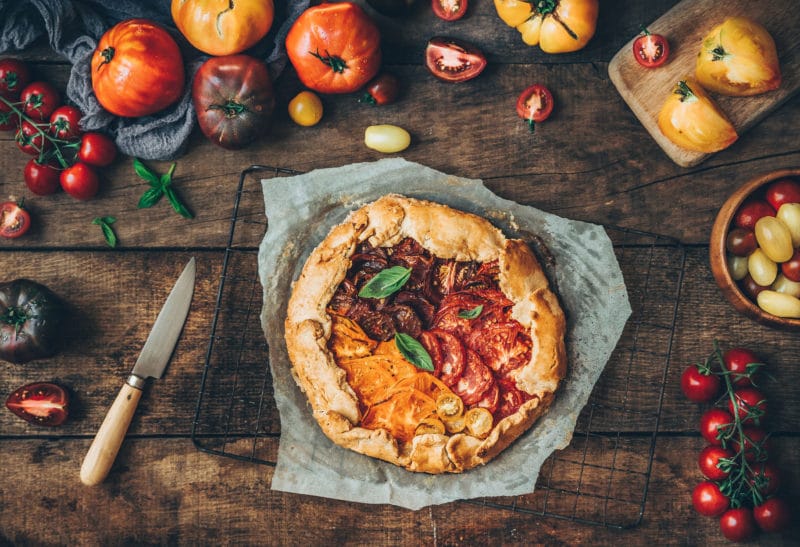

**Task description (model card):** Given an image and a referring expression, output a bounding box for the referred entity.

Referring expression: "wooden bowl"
[710,167,800,330]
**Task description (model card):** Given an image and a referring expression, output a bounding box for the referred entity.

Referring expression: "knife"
[80,257,196,486]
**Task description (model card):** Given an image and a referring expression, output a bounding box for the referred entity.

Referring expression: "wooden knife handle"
[80,379,143,486]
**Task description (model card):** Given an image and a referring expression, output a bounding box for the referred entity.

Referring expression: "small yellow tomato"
[288,91,323,127]
[364,124,411,153]
[695,16,781,97]
[657,78,738,153]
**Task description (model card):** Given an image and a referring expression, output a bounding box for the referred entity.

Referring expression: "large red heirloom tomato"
[91,19,185,118]
[171,0,275,56]
[192,54,276,150]
[285,2,382,94]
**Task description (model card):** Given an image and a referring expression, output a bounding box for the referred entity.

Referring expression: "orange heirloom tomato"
[285,2,382,94]
[171,0,274,56]
[494,0,598,53]
[696,16,781,97]
[657,78,738,153]
[91,19,185,118]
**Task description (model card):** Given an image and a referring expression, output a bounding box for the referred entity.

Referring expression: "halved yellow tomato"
[696,16,781,97]
[494,0,598,53]
[657,78,738,153]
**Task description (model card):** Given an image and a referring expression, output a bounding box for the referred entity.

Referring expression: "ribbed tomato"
[494,0,599,53]
[171,0,275,56]
[285,2,382,94]
[91,19,185,117]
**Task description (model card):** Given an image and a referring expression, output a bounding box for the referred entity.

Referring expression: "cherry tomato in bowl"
[77,132,117,166]
[432,0,467,21]
[5,382,69,426]
[516,84,554,132]
[425,37,486,83]
[765,177,800,210]
[632,27,669,68]
[0,201,31,238]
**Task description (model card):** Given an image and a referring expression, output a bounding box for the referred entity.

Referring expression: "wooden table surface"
[1,1,799,544]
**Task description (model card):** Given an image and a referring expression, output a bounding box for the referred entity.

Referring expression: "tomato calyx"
[710,44,729,62]
[310,49,348,74]
[98,46,116,68]
[533,0,557,16]
[1,304,30,330]
[675,80,697,103]
[207,100,249,118]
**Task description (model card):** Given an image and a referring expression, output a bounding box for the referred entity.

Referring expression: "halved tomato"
[657,78,738,153]
[0,201,31,238]
[516,84,554,131]
[433,0,467,21]
[633,28,669,68]
[424,37,487,83]
[6,382,69,426]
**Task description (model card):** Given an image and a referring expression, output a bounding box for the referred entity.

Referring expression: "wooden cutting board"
[608,0,800,168]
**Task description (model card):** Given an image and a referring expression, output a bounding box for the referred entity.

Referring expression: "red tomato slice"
[475,381,499,415]
[0,201,31,238]
[6,382,69,426]
[633,29,670,68]
[429,329,465,387]
[432,0,467,21]
[452,349,493,405]
[425,37,486,83]
[516,84,554,132]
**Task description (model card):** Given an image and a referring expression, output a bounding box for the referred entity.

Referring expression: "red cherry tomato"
[432,0,467,21]
[633,28,670,68]
[765,177,800,210]
[0,58,31,99]
[0,201,31,238]
[700,407,734,446]
[739,274,769,300]
[680,364,721,402]
[77,132,117,167]
[60,162,99,200]
[516,84,554,132]
[722,347,760,386]
[782,249,800,282]
[698,445,734,481]
[727,387,767,424]
[424,37,487,83]
[753,497,791,533]
[725,227,757,257]
[692,481,729,517]
[24,158,61,196]
[719,507,756,542]
[734,198,776,230]
[49,105,82,140]
[748,462,781,496]
[731,426,769,462]
[20,81,60,121]
[5,382,69,426]
[360,73,400,106]
[15,120,49,156]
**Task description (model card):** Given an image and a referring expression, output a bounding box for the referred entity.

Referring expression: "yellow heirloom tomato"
[657,78,738,153]
[172,0,274,56]
[494,0,598,53]
[696,16,781,97]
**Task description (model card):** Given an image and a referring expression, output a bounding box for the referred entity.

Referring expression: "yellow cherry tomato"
[288,91,323,127]
[364,124,411,153]
[657,78,738,153]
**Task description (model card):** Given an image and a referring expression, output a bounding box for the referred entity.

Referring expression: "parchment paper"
[257,158,631,510]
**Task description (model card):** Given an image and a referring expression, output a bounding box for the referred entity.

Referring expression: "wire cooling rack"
[191,165,686,529]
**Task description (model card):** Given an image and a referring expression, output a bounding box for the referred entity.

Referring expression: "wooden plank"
[608,0,800,167]
[0,436,797,544]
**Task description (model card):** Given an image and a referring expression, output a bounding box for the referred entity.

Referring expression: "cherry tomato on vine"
[748,462,781,496]
[0,100,18,131]
[765,178,800,211]
[719,507,756,542]
[680,364,721,402]
[60,162,99,200]
[753,497,791,533]
[0,201,31,238]
[698,445,734,481]
[432,0,467,21]
[727,387,767,424]
[360,73,400,106]
[516,84,554,132]
[77,132,117,167]
[700,407,734,446]
[731,426,769,462]
[0,58,31,99]
[20,81,60,121]
[722,347,760,386]
[15,120,49,156]
[288,91,323,127]
[49,105,82,140]
[632,27,670,68]
[692,480,730,517]
[24,158,61,196]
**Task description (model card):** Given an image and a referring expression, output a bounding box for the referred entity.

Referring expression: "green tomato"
[364,124,410,153]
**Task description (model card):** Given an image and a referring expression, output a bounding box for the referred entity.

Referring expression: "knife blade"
[80,257,196,486]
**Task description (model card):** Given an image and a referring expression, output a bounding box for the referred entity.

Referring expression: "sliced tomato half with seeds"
[6,382,69,426]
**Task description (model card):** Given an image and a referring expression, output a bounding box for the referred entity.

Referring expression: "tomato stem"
[310,49,348,73]
[98,47,115,68]
[1,305,29,330]
[0,94,78,168]
[207,101,248,118]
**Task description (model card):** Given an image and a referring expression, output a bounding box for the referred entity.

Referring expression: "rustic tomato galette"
[284,194,566,473]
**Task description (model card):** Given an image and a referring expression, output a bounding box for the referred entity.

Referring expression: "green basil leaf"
[394,332,433,371]
[160,162,176,187]
[138,186,163,209]
[165,186,194,219]
[133,157,160,185]
[458,305,484,319]
[92,216,117,248]
[358,266,411,299]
